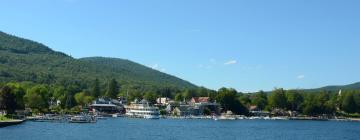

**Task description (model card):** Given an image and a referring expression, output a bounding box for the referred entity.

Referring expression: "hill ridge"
[0,31,197,90]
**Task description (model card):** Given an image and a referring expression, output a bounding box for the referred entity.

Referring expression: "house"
[173,106,191,116]
[156,97,172,105]
[191,97,210,104]
[165,102,179,113]
[249,105,259,112]
[190,97,220,116]
[249,105,270,116]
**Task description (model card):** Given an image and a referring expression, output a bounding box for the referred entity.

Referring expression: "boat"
[28,114,66,123]
[219,115,236,120]
[112,113,123,118]
[271,116,289,120]
[217,111,237,120]
[69,114,96,123]
[125,99,160,119]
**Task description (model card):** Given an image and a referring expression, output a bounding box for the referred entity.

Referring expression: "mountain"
[0,31,196,90]
[309,82,360,91]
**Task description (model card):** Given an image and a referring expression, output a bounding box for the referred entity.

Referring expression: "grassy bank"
[0,115,11,121]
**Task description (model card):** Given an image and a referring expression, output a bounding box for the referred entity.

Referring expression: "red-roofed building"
[188,97,220,116]
[191,97,210,103]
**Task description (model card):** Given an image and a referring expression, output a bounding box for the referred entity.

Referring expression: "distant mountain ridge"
[0,31,196,90]
[308,82,360,91]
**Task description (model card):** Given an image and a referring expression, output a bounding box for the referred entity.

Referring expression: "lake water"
[1,118,360,140]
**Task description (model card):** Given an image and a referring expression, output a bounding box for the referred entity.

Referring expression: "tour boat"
[125,99,160,119]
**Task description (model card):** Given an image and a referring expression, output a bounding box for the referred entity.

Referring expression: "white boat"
[217,111,237,120]
[125,99,160,119]
[69,114,96,123]
[112,113,123,118]
[271,116,289,120]
[218,115,236,120]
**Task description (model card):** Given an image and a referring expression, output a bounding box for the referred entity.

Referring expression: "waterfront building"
[156,97,172,105]
[90,98,124,114]
[173,105,192,116]
[190,97,220,115]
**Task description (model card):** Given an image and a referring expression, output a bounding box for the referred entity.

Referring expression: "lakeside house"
[166,97,220,116]
[189,97,220,115]
[173,106,191,116]
[156,97,172,105]
[89,98,124,114]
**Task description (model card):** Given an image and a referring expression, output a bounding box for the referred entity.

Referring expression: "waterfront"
[1,118,360,140]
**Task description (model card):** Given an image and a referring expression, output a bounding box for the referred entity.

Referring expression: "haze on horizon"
[1,0,359,92]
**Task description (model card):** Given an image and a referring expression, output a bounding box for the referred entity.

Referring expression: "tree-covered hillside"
[306,82,360,92]
[0,31,196,90]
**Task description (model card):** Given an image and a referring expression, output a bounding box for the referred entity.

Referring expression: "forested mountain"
[309,82,360,92]
[0,31,196,90]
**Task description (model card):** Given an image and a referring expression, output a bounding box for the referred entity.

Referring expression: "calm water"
[1,118,360,140]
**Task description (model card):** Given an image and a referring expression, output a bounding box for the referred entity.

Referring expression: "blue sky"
[1,0,359,92]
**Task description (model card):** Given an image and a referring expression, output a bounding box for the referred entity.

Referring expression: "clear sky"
[1,0,359,92]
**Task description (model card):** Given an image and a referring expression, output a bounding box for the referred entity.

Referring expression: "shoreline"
[24,114,360,123]
[0,120,25,127]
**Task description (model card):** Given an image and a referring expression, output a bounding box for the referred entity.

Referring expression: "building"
[190,97,220,116]
[156,97,172,105]
[173,106,191,116]
[191,97,210,104]
[90,98,124,114]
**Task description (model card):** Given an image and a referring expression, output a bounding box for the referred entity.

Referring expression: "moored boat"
[69,114,96,123]
[125,99,160,119]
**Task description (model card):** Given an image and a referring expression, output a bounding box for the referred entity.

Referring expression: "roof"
[191,97,210,103]
[249,105,258,111]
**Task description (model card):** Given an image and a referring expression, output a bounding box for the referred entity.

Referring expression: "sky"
[1,0,359,92]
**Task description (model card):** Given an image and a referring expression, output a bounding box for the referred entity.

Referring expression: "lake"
[1,118,360,140]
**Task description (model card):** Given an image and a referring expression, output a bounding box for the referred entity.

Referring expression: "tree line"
[1,80,360,117]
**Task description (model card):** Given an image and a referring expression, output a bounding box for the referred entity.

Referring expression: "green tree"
[182,89,195,101]
[174,93,183,102]
[268,88,287,110]
[74,91,94,106]
[252,90,268,110]
[53,86,66,106]
[239,94,251,107]
[302,92,336,116]
[316,91,335,115]
[353,92,360,113]
[302,94,317,116]
[91,79,101,98]
[25,85,49,113]
[216,88,248,115]
[105,79,120,99]
[342,93,357,114]
[64,84,82,109]
[0,86,17,115]
[143,92,157,104]
[197,87,209,97]
[285,90,303,111]
[5,83,25,109]
[64,92,76,109]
